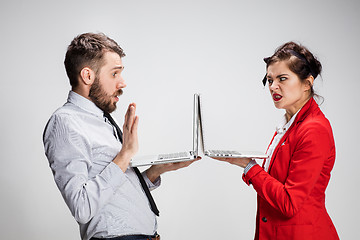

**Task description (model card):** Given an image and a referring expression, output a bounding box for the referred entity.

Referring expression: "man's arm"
[43,114,127,224]
[145,159,200,183]
[43,104,139,224]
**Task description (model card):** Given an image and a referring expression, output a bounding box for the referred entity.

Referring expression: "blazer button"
[262,217,267,222]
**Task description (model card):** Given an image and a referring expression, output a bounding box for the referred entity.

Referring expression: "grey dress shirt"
[43,91,159,240]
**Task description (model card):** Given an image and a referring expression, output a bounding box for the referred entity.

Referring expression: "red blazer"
[243,98,339,240]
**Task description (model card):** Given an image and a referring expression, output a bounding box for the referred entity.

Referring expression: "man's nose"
[117,76,127,89]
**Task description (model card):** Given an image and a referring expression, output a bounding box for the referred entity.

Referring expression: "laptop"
[196,93,268,159]
[129,95,199,167]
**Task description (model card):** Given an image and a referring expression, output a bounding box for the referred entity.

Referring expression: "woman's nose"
[269,81,279,90]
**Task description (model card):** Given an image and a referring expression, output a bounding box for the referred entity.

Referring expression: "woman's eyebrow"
[276,73,289,78]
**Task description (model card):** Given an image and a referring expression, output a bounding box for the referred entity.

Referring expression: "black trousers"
[90,233,159,240]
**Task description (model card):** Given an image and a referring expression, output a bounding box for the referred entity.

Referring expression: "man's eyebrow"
[111,66,124,70]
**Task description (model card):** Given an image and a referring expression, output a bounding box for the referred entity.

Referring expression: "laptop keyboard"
[206,150,241,156]
[158,152,189,160]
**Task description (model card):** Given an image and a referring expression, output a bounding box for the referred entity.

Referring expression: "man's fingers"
[127,106,135,130]
[131,116,139,134]
[124,104,131,124]
[170,159,197,170]
[124,103,136,131]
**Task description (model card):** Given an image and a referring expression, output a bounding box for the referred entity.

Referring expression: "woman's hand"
[211,157,252,168]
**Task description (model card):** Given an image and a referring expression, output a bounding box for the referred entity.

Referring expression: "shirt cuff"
[100,162,127,189]
[244,159,258,175]
[142,171,161,191]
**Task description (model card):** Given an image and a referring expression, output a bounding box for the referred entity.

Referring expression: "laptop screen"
[192,94,199,156]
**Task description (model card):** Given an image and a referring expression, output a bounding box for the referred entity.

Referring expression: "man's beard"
[89,76,123,113]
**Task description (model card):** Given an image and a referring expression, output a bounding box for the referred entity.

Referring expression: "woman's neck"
[285,96,312,122]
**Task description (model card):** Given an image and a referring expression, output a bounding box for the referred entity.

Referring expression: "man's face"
[89,51,126,113]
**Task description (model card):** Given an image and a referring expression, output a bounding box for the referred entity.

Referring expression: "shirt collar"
[67,91,104,118]
[276,108,301,134]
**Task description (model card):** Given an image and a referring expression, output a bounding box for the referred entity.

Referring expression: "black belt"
[90,233,160,240]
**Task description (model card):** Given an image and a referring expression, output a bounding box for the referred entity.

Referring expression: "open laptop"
[129,95,199,167]
[195,93,268,159]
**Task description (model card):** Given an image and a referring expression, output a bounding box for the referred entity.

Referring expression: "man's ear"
[79,67,95,86]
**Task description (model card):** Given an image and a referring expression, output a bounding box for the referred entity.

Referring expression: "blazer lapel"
[262,132,277,168]
[267,98,316,173]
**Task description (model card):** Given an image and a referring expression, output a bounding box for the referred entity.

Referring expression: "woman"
[214,42,339,240]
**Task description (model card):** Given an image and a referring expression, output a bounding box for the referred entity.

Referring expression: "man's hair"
[64,32,125,87]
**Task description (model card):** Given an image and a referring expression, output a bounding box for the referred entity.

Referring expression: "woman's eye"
[268,79,273,84]
[112,73,117,77]
[279,77,286,81]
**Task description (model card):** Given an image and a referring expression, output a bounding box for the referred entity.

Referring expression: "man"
[43,32,196,240]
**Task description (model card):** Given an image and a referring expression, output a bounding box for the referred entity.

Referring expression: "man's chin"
[108,103,117,113]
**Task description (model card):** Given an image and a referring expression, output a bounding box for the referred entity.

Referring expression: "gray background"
[1,0,359,239]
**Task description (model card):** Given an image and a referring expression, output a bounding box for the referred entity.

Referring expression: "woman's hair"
[64,32,125,88]
[262,41,322,100]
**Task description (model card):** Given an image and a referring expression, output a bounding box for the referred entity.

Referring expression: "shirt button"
[262,217,267,222]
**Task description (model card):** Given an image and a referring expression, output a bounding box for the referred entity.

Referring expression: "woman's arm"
[244,121,333,217]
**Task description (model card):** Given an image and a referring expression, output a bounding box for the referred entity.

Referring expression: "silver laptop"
[196,93,268,159]
[130,96,199,167]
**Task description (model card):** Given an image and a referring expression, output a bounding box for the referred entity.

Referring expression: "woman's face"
[266,60,312,118]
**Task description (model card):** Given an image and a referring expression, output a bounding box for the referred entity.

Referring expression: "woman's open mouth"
[272,93,282,102]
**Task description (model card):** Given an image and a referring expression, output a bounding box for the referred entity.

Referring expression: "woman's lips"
[272,93,282,102]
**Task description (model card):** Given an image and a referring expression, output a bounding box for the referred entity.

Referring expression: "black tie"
[104,112,160,216]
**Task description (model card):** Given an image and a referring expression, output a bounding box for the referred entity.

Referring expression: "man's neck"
[72,87,91,101]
